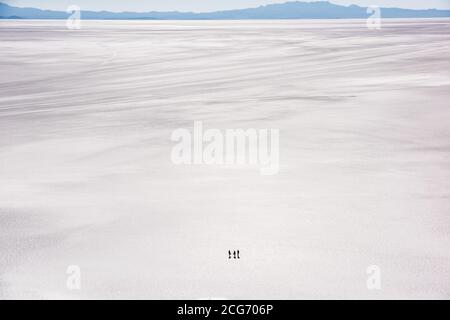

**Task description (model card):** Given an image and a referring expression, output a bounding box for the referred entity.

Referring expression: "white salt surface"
[0,19,449,299]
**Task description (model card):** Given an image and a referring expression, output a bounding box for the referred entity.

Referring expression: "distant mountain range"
[1,1,449,20]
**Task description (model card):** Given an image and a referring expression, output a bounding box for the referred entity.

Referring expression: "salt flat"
[0,19,449,299]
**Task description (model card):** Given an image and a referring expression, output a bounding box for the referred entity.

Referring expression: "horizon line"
[1,1,449,15]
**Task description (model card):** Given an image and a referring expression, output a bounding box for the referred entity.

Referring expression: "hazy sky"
[3,0,450,12]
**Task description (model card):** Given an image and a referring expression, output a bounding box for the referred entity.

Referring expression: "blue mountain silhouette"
[1,1,449,19]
